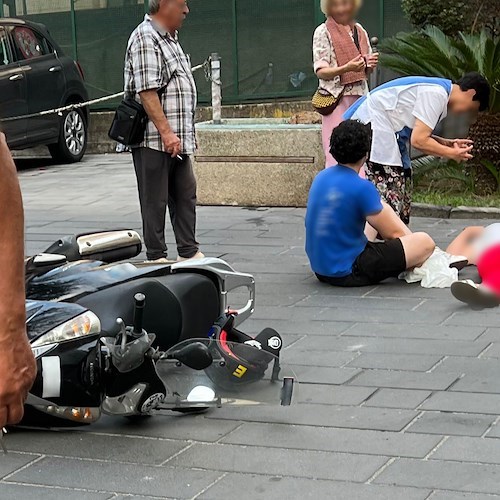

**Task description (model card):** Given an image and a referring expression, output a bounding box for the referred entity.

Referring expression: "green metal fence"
[0,0,410,108]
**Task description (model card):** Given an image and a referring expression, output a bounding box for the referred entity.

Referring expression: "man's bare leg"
[365,223,378,242]
[400,233,436,269]
[367,202,435,270]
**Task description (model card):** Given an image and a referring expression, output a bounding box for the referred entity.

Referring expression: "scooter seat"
[76,273,220,350]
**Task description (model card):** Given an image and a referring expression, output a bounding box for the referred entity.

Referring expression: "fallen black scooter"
[22,230,296,428]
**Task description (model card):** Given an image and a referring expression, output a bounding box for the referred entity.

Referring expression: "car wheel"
[49,108,87,163]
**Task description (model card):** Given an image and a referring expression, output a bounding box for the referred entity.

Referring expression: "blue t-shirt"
[305,165,383,277]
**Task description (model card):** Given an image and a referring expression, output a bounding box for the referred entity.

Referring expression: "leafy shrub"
[402,0,499,37]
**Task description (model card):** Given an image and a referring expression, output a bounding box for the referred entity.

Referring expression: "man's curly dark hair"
[329,120,372,165]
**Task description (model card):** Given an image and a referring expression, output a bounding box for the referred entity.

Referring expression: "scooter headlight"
[31,311,101,348]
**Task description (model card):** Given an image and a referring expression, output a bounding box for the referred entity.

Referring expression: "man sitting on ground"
[305,120,435,287]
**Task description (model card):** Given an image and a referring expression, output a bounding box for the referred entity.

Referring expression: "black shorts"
[316,240,407,287]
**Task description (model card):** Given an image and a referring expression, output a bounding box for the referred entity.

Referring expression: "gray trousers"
[132,147,199,260]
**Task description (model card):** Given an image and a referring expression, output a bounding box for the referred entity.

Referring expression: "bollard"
[211,52,222,125]
[369,37,380,90]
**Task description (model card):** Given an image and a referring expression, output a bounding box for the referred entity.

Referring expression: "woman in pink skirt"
[313,0,378,169]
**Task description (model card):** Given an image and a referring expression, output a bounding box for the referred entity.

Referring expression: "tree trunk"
[469,112,500,194]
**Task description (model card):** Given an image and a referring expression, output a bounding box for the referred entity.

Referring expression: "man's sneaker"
[177,251,205,262]
[449,255,469,271]
[451,280,500,308]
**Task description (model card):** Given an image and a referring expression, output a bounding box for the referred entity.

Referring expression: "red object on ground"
[477,244,500,295]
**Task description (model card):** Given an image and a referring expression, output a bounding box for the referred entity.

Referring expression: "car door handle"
[49,66,62,73]
[9,73,24,81]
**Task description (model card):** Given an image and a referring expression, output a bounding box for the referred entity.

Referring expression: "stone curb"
[413,203,500,220]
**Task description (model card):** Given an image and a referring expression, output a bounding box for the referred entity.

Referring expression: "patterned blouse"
[313,22,371,99]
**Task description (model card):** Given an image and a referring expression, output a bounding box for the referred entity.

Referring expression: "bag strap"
[353,25,361,53]
[157,86,167,99]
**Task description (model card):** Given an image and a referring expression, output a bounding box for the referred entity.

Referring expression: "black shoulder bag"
[108,87,165,147]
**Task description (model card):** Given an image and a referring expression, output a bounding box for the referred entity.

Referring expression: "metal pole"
[379,0,385,40]
[70,0,78,61]
[22,0,27,15]
[211,53,222,125]
[231,0,239,100]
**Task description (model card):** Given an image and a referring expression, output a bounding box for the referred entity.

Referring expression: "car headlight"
[31,311,101,348]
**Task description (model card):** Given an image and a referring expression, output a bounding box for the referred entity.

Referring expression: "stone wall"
[193,119,323,207]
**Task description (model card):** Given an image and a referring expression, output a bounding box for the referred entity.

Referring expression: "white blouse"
[313,22,371,98]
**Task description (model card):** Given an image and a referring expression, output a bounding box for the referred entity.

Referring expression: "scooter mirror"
[170,342,213,371]
[33,253,67,267]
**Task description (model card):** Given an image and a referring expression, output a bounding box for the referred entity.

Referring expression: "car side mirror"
[169,342,213,371]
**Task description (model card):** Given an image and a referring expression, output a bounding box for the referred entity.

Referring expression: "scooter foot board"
[156,339,298,407]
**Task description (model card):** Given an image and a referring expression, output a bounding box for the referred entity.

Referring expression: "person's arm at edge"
[139,90,181,158]
[411,119,473,163]
[0,133,36,427]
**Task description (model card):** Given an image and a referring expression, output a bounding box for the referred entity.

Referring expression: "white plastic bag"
[399,247,459,289]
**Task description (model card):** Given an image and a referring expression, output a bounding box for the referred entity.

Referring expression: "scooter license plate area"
[156,339,297,408]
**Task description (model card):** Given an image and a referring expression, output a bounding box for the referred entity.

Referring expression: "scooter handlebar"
[132,293,146,335]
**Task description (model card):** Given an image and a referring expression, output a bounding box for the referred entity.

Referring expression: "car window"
[0,28,13,66]
[12,26,52,61]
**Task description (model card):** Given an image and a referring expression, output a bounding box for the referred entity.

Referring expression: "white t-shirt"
[351,83,450,167]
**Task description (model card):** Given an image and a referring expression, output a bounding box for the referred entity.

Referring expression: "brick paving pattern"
[1,154,499,499]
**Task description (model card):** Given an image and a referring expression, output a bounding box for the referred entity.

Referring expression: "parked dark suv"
[0,18,89,163]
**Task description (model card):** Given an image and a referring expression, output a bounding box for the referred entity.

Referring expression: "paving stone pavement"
[3,153,500,499]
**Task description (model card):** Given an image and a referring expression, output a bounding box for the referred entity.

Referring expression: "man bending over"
[306,120,435,287]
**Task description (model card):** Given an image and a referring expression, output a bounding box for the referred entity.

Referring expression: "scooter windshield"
[156,339,297,408]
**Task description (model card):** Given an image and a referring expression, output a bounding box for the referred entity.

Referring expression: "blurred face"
[449,88,480,114]
[158,0,189,31]
[328,0,358,25]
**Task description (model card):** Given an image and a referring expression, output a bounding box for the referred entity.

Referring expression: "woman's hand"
[344,55,366,73]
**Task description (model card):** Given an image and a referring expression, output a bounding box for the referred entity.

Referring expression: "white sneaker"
[451,280,500,308]
[177,251,205,262]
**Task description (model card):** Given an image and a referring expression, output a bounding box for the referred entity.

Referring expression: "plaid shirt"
[124,15,197,154]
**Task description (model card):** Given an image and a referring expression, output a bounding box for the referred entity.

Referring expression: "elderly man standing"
[125,0,203,262]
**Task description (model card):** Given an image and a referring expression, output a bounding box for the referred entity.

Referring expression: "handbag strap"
[352,25,361,53]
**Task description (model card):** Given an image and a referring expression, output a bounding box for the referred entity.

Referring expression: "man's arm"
[0,133,36,427]
[366,202,412,241]
[411,119,473,163]
[139,90,181,158]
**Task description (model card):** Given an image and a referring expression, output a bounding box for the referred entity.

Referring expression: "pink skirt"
[321,94,364,172]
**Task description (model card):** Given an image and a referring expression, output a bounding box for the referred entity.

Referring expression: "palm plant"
[380,26,500,192]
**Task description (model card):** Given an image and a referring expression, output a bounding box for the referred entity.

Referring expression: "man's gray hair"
[148,0,162,14]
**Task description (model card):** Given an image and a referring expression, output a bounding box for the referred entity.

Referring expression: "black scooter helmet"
[207,315,283,389]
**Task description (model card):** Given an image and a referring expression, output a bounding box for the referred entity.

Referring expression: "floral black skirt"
[365,162,413,225]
